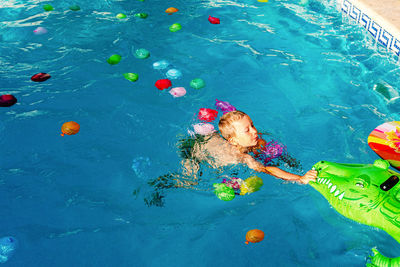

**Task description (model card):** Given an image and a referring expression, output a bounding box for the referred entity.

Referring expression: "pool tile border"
[339,0,400,57]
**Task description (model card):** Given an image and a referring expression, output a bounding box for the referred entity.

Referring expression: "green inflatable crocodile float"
[310,159,400,266]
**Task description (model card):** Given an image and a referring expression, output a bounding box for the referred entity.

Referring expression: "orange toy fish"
[245,229,264,244]
[165,7,178,15]
[61,121,80,136]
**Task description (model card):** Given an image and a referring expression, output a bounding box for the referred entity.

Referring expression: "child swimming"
[181,110,317,183]
[145,110,317,206]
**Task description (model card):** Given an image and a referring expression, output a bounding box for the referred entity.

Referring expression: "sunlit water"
[1,0,400,266]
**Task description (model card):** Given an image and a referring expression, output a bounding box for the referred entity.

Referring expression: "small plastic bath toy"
[116,13,127,19]
[169,23,182,32]
[166,69,182,79]
[215,99,236,114]
[193,123,215,135]
[123,73,139,82]
[135,48,150,59]
[43,4,54,11]
[31,73,51,82]
[208,16,220,24]
[165,7,178,15]
[245,229,264,244]
[153,60,169,70]
[213,183,235,201]
[190,78,205,89]
[33,27,47,35]
[0,236,17,263]
[155,79,172,90]
[240,176,263,195]
[69,5,81,11]
[107,54,121,65]
[198,108,218,122]
[169,87,186,98]
[134,13,148,18]
[0,95,17,107]
[61,121,80,136]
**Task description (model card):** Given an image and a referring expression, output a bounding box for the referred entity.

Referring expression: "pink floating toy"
[198,108,218,122]
[215,99,236,114]
[155,79,172,90]
[193,123,215,135]
[208,16,220,24]
[33,27,48,35]
[169,87,186,98]
[0,95,17,107]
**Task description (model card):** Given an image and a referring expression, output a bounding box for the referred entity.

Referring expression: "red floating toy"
[155,79,172,90]
[198,108,218,122]
[0,94,17,107]
[208,16,220,24]
[31,73,51,82]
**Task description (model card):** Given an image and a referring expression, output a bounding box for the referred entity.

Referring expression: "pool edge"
[338,0,400,58]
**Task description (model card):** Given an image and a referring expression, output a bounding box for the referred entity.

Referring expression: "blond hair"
[218,110,249,140]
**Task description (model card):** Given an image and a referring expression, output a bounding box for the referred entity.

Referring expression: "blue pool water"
[1,0,400,266]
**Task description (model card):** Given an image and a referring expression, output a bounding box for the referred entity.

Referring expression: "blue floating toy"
[153,60,170,70]
[166,69,182,79]
[0,236,17,263]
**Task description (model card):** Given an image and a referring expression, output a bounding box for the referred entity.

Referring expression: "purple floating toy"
[215,99,236,114]
[222,177,243,195]
[0,95,17,107]
[257,140,286,165]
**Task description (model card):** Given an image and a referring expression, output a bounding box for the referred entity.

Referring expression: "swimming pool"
[1,0,400,265]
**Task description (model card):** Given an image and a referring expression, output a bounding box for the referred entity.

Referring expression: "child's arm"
[263,166,317,184]
[242,154,316,184]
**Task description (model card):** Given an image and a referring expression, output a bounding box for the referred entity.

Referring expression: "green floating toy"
[190,78,205,89]
[107,54,121,65]
[123,73,139,82]
[69,5,81,11]
[367,248,400,267]
[116,13,127,19]
[213,183,235,201]
[43,4,54,11]
[240,176,263,195]
[169,23,182,32]
[135,48,150,59]
[310,159,400,265]
[134,13,148,18]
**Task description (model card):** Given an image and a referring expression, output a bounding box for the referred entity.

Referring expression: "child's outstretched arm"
[242,154,317,184]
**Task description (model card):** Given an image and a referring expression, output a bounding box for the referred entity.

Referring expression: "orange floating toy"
[245,229,264,244]
[165,7,178,15]
[61,121,80,136]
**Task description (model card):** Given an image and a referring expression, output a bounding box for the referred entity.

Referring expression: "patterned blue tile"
[360,13,371,29]
[342,0,351,14]
[378,29,393,48]
[368,21,381,39]
[392,38,400,56]
[349,5,361,22]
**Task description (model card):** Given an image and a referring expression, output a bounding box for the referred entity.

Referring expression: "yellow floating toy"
[240,176,263,195]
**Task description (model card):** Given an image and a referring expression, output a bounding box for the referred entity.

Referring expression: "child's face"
[230,116,258,148]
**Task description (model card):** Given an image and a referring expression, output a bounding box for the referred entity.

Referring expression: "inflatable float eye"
[380,175,399,191]
[355,181,364,188]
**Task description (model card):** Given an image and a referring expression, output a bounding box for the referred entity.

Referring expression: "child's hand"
[298,170,317,184]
